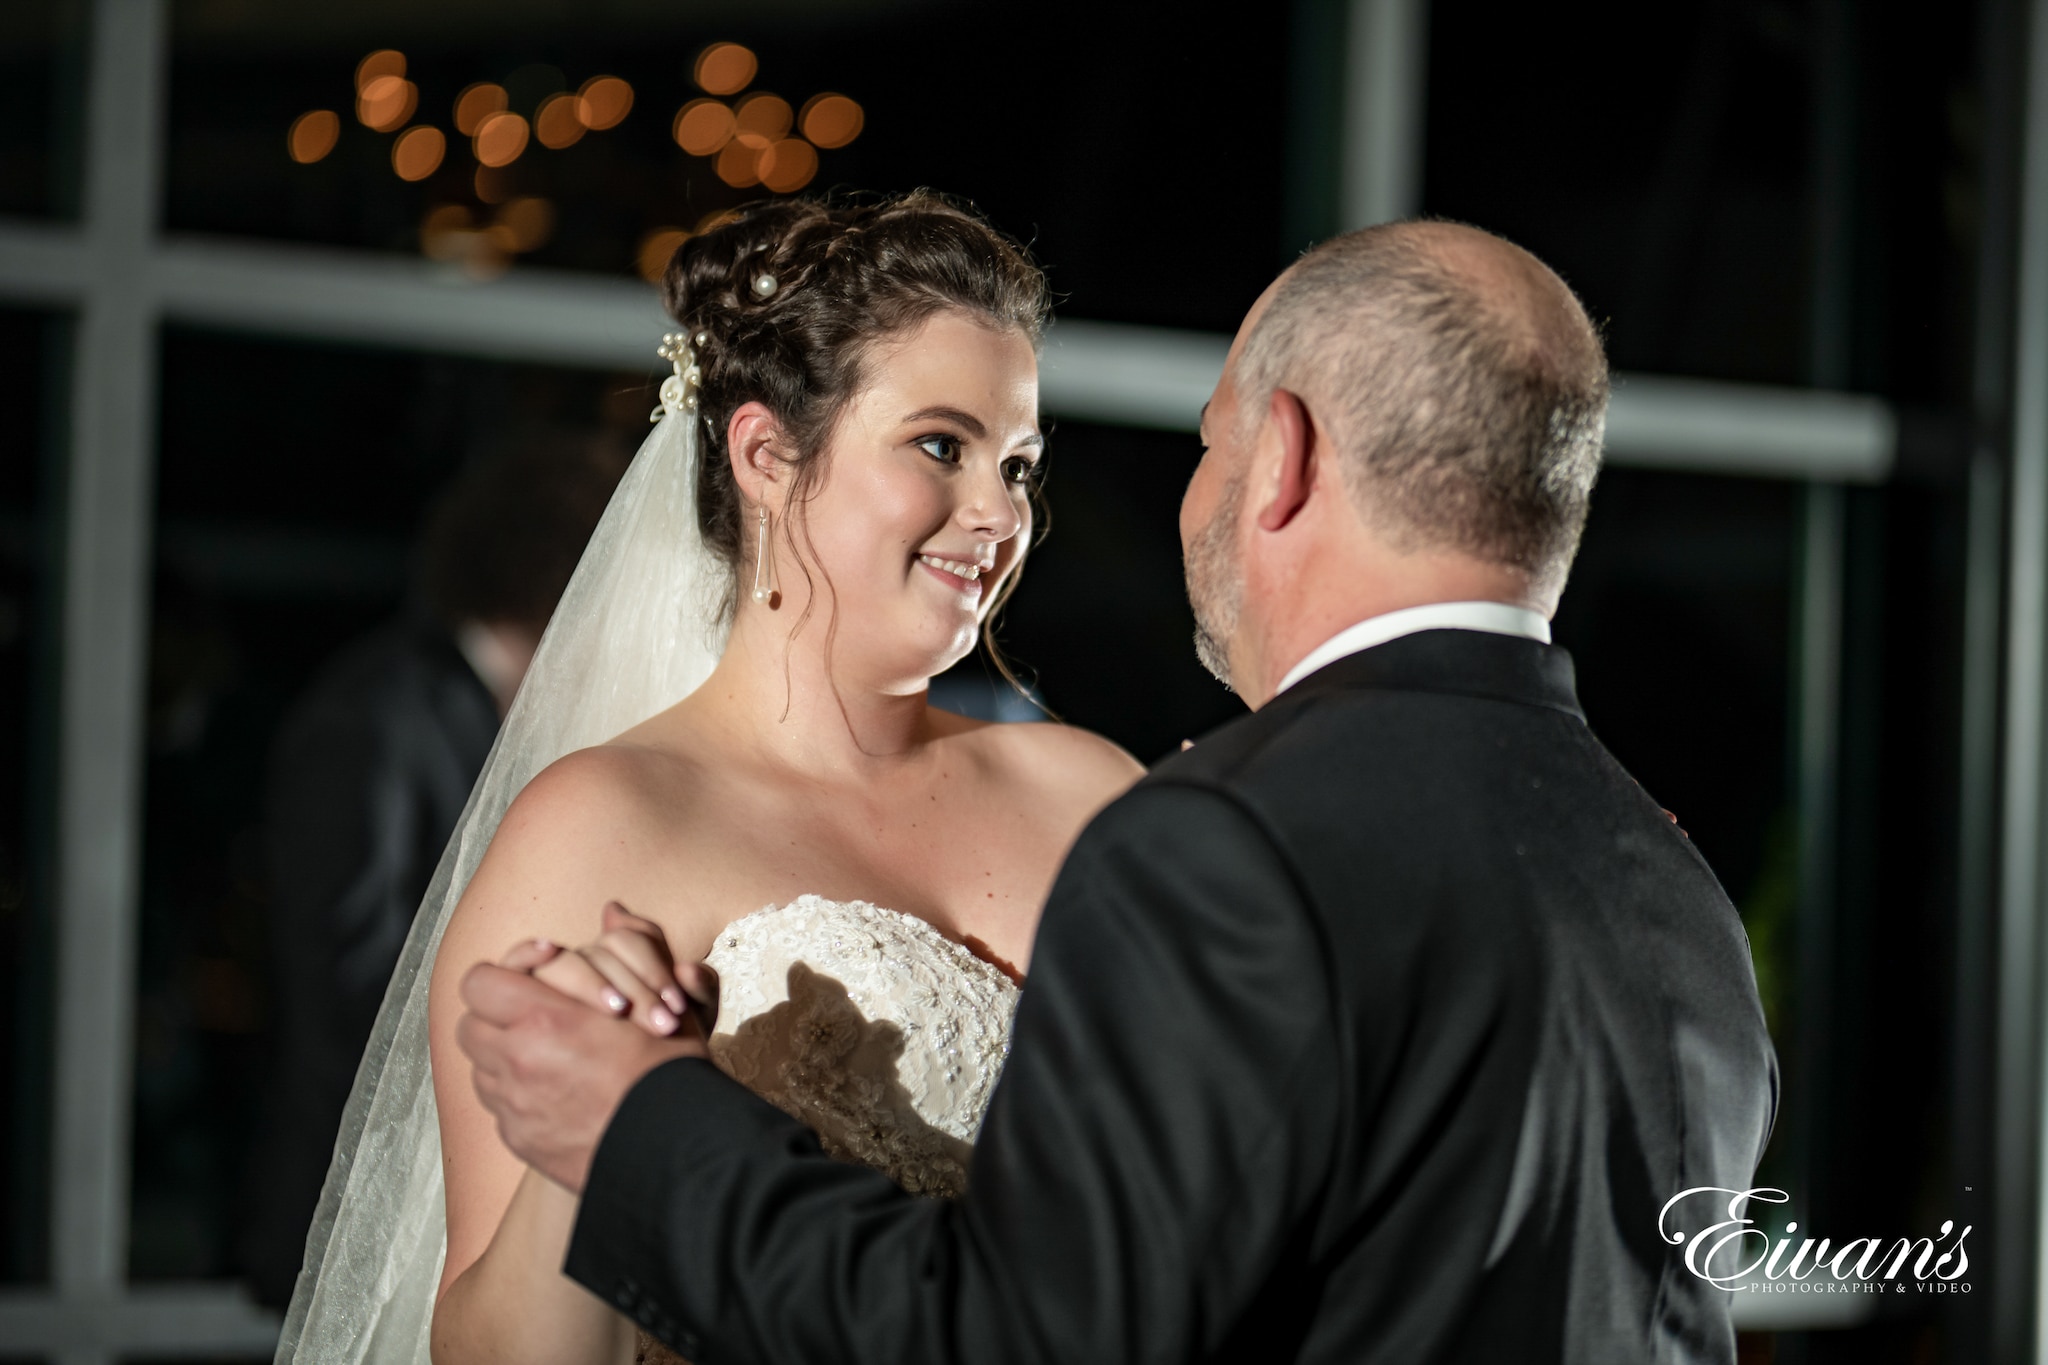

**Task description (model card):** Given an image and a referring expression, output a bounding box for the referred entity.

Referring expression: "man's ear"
[726,401,789,506]
[1255,387,1316,533]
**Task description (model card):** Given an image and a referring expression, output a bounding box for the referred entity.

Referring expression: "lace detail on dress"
[702,894,1021,1196]
[633,894,1021,1364]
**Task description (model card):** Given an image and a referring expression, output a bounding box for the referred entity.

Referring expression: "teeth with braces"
[918,553,983,582]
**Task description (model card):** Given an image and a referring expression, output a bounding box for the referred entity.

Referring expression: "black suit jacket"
[566,630,1778,1364]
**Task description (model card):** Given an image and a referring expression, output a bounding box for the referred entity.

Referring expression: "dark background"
[0,0,2006,1359]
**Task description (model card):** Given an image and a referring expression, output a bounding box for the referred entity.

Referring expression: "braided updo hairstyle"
[660,190,1051,637]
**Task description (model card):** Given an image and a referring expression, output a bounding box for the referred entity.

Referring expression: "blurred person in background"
[236,432,627,1307]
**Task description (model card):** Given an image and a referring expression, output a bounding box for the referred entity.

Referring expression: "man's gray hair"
[1235,222,1609,597]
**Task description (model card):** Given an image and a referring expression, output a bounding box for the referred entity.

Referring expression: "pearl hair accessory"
[752,272,778,298]
[652,331,703,422]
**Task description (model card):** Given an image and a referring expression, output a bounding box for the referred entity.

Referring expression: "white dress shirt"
[1273,601,1552,696]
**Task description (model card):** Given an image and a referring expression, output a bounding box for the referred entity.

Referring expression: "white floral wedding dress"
[634,894,1022,1364]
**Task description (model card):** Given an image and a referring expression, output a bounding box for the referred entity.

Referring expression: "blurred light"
[354,49,405,93]
[454,82,508,137]
[735,93,793,141]
[674,98,736,156]
[421,203,474,258]
[694,42,757,97]
[288,109,340,164]
[358,75,417,133]
[759,137,817,194]
[474,111,530,168]
[474,163,515,204]
[535,93,585,149]
[578,76,634,130]
[392,125,446,181]
[637,227,689,283]
[422,203,511,280]
[496,196,556,252]
[716,138,763,187]
[800,94,863,150]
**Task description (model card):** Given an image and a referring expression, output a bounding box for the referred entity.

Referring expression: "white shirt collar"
[1273,601,1552,696]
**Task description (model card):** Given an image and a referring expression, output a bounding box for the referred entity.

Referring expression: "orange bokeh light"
[674,99,736,156]
[358,75,417,132]
[496,196,556,252]
[734,93,793,141]
[421,202,511,280]
[637,227,689,283]
[694,42,757,96]
[535,93,585,149]
[392,125,446,181]
[454,82,508,137]
[355,50,405,93]
[474,111,530,168]
[800,94,863,150]
[288,109,340,163]
[759,138,818,194]
[715,138,763,187]
[577,76,634,131]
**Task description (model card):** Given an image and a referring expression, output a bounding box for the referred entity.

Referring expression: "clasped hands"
[456,902,718,1194]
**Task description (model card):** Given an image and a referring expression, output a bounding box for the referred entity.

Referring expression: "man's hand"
[457,940,709,1194]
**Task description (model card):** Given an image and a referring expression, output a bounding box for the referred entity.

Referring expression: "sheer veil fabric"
[277,341,728,1364]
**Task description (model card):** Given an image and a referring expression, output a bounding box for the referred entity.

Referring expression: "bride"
[275,191,1143,1365]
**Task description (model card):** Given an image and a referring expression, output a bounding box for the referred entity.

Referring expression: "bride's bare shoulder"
[495,741,702,852]
[432,742,709,979]
[971,719,1146,809]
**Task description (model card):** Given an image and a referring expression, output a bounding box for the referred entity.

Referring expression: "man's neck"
[1239,562,1543,710]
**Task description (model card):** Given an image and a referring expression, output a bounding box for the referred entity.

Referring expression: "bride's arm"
[427,749,696,1365]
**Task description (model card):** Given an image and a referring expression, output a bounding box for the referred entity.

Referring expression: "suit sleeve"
[565,781,1345,1365]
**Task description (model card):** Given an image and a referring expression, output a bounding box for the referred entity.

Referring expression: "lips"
[917,552,988,595]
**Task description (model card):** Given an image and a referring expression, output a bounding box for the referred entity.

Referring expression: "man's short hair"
[1236,222,1608,597]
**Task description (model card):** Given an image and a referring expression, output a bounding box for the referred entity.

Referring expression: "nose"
[957,459,1024,543]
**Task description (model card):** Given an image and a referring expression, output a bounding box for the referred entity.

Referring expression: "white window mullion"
[52,0,167,1323]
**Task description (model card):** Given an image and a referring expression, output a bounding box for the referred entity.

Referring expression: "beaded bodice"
[701,894,1022,1197]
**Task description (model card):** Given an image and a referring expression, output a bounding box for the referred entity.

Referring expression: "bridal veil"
[275,336,727,1364]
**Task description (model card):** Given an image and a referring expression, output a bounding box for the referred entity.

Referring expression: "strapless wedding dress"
[635,894,1022,1365]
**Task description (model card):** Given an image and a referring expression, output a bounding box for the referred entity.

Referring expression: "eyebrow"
[902,405,1044,448]
[902,406,987,438]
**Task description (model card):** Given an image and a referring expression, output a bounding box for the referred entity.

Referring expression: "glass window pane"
[134,326,646,1284]
[0,0,87,220]
[0,306,64,1285]
[165,3,1289,332]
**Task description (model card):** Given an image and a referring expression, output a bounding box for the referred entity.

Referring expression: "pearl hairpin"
[652,331,704,422]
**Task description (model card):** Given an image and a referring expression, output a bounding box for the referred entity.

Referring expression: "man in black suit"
[458,221,1778,1363]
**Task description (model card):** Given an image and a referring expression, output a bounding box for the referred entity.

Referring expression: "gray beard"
[1184,471,1246,691]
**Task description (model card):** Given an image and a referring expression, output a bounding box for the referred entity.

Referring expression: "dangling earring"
[752,505,781,609]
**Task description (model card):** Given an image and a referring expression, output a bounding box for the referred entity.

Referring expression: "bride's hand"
[500,902,719,1039]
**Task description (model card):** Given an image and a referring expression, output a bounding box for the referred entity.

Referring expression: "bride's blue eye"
[916,434,962,464]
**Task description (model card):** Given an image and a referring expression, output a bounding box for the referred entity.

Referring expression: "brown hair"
[659,190,1052,671]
